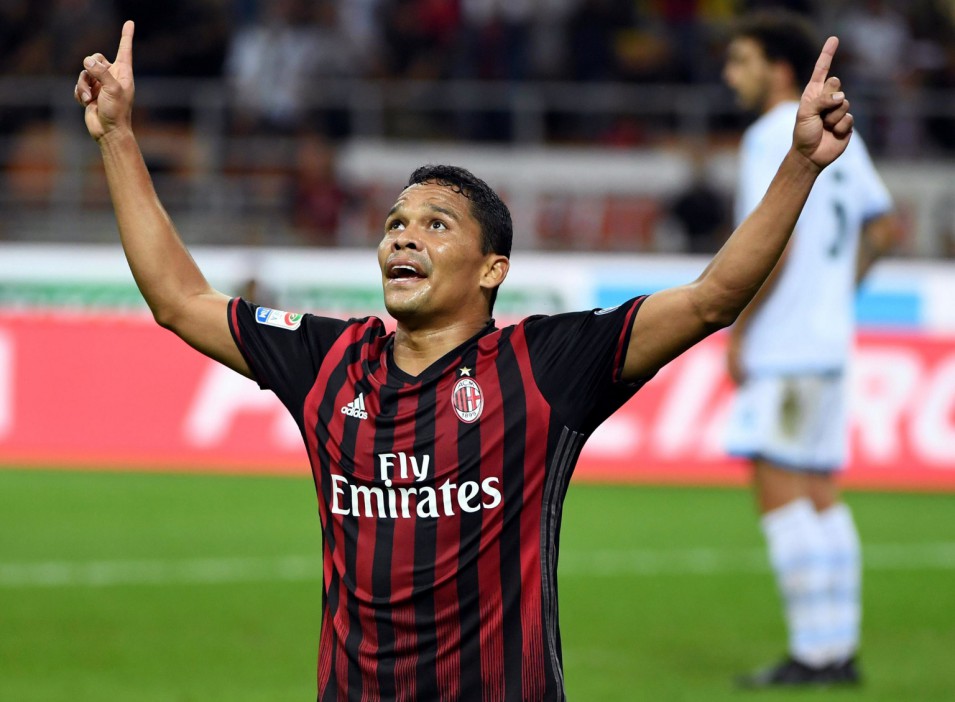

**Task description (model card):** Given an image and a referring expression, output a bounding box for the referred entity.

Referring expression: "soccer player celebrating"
[722,11,901,688]
[77,21,856,701]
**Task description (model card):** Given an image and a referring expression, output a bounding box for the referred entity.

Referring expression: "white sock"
[761,498,830,667]
[817,502,862,663]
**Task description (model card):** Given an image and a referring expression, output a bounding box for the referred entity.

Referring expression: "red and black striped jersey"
[228,296,650,702]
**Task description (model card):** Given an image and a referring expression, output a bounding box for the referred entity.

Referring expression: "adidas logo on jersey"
[341,393,369,420]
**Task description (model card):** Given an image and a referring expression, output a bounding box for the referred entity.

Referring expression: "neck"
[392,317,490,376]
[762,87,801,115]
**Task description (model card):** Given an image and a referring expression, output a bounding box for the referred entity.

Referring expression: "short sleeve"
[523,296,650,433]
[228,298,350,412]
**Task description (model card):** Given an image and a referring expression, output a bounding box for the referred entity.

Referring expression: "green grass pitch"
[1,468,953,701]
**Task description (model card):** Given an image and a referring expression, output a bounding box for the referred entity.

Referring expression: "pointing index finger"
[115,20,135,65]
[808,36,839,87]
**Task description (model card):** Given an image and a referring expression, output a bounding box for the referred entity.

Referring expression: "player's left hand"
[793,36,853,171]
[75,20,135,143]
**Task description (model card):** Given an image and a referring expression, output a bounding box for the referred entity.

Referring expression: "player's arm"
[856,212,902,284]
[724,240,790,384]
[75,21,251,378]
[622,37,852,381]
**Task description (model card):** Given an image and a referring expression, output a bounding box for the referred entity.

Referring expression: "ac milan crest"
[451,376,484,423]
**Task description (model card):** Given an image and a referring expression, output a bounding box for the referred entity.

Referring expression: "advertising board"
[1,245,952,489]
[0,311,951,490]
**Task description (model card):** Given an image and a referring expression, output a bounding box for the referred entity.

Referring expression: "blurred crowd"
[4,0,954,112]
[5,1,955,154]
[2,0,955,253]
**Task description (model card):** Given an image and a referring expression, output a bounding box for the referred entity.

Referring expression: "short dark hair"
[407,165,513,258]
[732,11,820,87]
[407,164,513,314]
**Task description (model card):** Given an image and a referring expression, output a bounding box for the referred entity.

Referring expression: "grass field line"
[561,541,955,576]
[2,542,955,588]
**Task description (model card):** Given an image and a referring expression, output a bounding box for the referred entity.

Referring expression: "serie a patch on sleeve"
[594,304,620,316]
[254,307,303,330]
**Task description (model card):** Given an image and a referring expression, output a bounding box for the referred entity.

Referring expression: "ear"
[479,255,509,292]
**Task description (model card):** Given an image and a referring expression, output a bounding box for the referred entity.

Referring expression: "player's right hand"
[75,20,135,142]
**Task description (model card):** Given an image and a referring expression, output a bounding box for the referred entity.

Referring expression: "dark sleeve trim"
[228,297,243,348]
[227,297,270,390]
[612,295,648,384]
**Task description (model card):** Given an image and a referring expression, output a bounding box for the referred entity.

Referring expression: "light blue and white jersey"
[735,101,893,375]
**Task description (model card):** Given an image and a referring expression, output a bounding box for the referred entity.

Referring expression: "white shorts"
[723,372,849,472]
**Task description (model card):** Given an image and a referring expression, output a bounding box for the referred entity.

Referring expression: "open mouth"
[386,259,427,281]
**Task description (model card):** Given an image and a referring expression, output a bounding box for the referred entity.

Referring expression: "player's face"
[378,182,505,325]
[723,37,773,112]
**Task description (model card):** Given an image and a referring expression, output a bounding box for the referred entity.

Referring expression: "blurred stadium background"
[1,0,954,700]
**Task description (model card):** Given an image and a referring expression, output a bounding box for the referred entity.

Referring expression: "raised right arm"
[76,21,251,378]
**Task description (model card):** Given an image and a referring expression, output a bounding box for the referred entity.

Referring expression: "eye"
[430,220,447,231]
[387,219,404,232]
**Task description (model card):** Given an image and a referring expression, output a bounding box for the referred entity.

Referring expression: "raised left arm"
[622,37,853,381]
